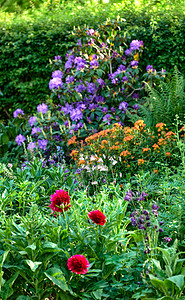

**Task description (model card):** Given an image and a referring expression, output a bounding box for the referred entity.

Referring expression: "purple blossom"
[66,75,75,84]
[130,40,143,51]
[13,109,24,118]
[31,127,42,135]
[27,142,37,150]
[112,78,119,84]
[97,78,105,86]
[162,69,166,73]
[124,190,133,201]
[49,78,63,90]
[61,103,74,115]
[111,107,116,113]
[122,76,128,82]
[111,50,119,58]
[54,55,62,61]
[125,49,132,56]
[64,120,69,127]
[119,101,128,111]
[164,237,172,243]
[131,217,137,226]
[146,65,154,72]
[37,103,48,114]
[70,108,83,122]
[152,204,159,210]
[132,93,139,99]
[131,60,139,68]
[103,114,112,125]
[90,60,99,69]
[52,70,63,79]
[28,116,37,127]
[102,107,108,114]
[38,139,48,150]
[15,134,26,145]
[77,62,86,71]
[87,28,95,36]
[77,39,82,47]
[118,65,127,72]
[133,104,139,110]
[75,84,86,93]
[87,116,92,123]
[89,103,97,111]
[86,82,97,94]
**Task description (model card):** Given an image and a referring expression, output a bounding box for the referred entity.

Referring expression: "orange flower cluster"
[120,150,131,157]
[156,123,166,132]
[68,135,77,146]
[138,159,145,165]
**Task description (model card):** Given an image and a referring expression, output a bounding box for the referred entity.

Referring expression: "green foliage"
[132,67,185,129]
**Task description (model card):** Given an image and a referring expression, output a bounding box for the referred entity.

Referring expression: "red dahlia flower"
[67,255,90,274]
[49,189,71,213]
[88,210,106,226]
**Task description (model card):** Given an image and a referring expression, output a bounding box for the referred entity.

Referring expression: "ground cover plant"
[0,4,185,299]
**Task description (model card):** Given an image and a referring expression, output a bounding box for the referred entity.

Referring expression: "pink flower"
[49,190,71,213]
[67,255,90,274]
[88,210,106,226]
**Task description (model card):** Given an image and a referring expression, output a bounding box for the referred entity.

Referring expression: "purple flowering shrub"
[48,20,165,137]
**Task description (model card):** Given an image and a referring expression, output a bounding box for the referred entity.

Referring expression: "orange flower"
[166,152,171,156]
[165,131,176,138]
[120,150,131,157]
[78,160,86,165]
[70,149,78,157]
[134,120,146,131]
[158,138,165,145]
[123,135,134,142]
[156,123,166,132]
[153,169,158,174]
[101,140,108,145]
[68,135,77,146]
[152,143,160,150]
[138,159,144,166]
[109,145,120,150]
[180,126,184,132]
[142,147,150,152]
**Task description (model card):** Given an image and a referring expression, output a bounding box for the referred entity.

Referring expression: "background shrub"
[0,5,185,120]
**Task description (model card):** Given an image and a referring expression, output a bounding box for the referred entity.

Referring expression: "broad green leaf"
[43,242,59,249]
[0,250,9,267]
[25,260,42,272]
[92,289,103,299]
[1,272,19,300]
[149,275,169,296]
[165,275,184,290]
[44,267,68,291]
[26,243,36,251]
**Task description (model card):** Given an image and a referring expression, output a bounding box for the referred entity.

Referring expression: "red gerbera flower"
[88,210,106,226]
[67,255,90,274]
[49,190,71,213]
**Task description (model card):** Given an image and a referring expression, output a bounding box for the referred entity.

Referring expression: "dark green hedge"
[0,8,185,120]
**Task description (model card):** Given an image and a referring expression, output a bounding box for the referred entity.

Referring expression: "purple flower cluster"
[37,103,48,114]
[49,78,63,90]
[52,70,63,79]
[28,116,37,127]
[15,134,26,145]
[124,190,148,202]
[13,109,24,118]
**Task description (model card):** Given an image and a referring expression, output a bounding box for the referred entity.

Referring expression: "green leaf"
[25,260,42,272]
[26,243,36,251]
[16,296,31,300]
[1,272,19,300]
[92,289,103,299]
[44,267,68,291]
[149,275,169,296]
[43,242,59,249]
[165,275,184,290]
[157,297,173,300]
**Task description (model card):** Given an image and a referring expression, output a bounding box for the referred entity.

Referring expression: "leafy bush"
[1,6,185,120]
